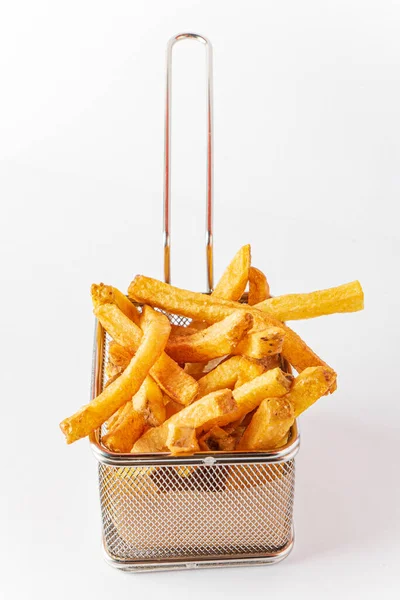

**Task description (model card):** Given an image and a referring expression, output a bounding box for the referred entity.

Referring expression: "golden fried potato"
[238,397,294,451]
[197,356,265,398]
[255,281,364,321]
[60,307,171,443]
[165,398,184,419]
[166,311,253,363]
[166,424,200,456]
[128,276,333,374]
[91,283,140,325]
[198,426,236,452]
[132,376,166,427]
[94,300,198,406]
[202,367,293,431]
[212,244,251,301]
[102,396,146,453]
[108,342,133,368]
[248,267,270,305]
[287,366,336,417]
[232,326,284,359]
[132,389,236,453]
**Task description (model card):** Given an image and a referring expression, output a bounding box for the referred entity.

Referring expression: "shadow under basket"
[89,317,300,572]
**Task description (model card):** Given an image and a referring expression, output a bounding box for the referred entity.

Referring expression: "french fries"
[287,366,336,417]
[203,367,293,430]
[92,286,199,405]
[166,311,253,363]
[255,281,364,321]
[61,243,363,458]
[91,283,141,326]
[238,397,295,451]
[108,342,132,369]
[132,389,236,453]
[248,267,270,305]
[102,391,146,453]
[166,424,200,456]
[232,326,284,359]
[128,276,334,374]
[132,376,166,427]
[197,356,265,398]
[199,426,236,452]
[60,306,171,443]
[212,244,251,301]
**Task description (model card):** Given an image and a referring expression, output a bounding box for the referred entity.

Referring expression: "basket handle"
[163,33,214,293]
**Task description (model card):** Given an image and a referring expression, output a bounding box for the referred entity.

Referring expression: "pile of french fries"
[60,245,364,455]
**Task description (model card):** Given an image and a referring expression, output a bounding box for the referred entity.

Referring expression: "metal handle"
[163,33,214,293]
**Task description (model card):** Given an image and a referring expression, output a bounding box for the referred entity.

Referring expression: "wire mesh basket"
[89,33,300,572]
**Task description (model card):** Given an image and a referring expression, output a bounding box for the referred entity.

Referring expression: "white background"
[1,0,399,598]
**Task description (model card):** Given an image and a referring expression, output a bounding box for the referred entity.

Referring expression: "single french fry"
[102,389,146,453]
[232,326,284,359]
[108,342,133,368]
[60,306,171,443]
[91,283,140,325]
[128,276,333,374]
[166,424,200,456]
[212,244,251,301]
[248,267,270,305]
[132,389,236,453]
[149,353,199,405]
[202,367,293,431]
[94,300,198,406]
[132,376,166,427]
[239,397,295,451]
[95,304,142,352]
[166,311,253,363]
[254,281,364,321]
[287,366,337,417]
[198,426,236,452]
[197,356,265,398]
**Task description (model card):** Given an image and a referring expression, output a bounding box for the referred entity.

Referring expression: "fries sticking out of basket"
[60,244,364,453]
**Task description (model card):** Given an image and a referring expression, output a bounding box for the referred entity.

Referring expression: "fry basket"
[90,33,300,572]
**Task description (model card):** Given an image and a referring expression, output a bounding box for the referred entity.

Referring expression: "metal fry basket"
[90,33,300,572]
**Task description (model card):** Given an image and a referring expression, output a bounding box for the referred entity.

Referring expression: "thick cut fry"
[102,388,146,453]
[239,397,295,451]
[202,367,293,431]
[212,244,251,301]
[254,281,364,321]
[91,283,140,325]
[132,376,166,427]
[94,302,198,405]
[286,366,336,417]
[128,276,333,374]
[95,304,142,352]
[132,389,236,453]
[199,426,236,452]
[166,311,253,363]
[108,342,132,368]
[232,326,284,359]
[166,424,200,456]
[197,356,265,398]
[149,353,199,405]
[248,267,270,305]
[60,306,171,444]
